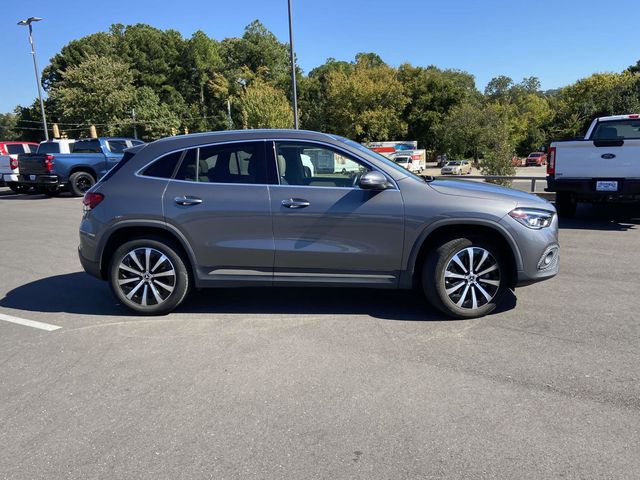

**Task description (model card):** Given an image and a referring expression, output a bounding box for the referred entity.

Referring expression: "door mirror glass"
[358,170,389,190]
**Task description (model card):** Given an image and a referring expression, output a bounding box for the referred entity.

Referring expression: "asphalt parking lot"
[1,188,639,479]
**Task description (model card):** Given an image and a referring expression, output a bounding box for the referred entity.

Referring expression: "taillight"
[44,154,54,173]
[83,192,104,211]
[547,147,556,175]
[9,157,18,170]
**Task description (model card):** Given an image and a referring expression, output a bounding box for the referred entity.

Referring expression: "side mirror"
[359,170,389,190]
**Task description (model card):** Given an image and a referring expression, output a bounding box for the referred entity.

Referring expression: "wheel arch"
[404,220,523,290]
[98,221,197,282]
[69,165,97,180]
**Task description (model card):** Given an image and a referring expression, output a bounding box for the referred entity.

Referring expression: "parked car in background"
[525,152,547,166]
[0,141,38,193]
[547,114,640,217]
[440,160,471,175]
[79,129,558,319]
[18,137,143,197]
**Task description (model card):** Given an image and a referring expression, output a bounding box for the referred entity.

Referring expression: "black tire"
[109,237,191,315]
[68,171,96,197]
[422,237,507,319]
[555,192,576,218]
[7,183,30,194]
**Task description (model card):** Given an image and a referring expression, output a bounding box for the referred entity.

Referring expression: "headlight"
[508,208,554,229]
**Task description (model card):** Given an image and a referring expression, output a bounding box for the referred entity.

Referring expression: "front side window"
[274,142,369,188]
[174,142,267,184]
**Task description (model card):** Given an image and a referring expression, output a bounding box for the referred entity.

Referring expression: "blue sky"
[2,0,639,112]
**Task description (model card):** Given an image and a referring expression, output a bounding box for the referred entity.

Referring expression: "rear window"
[592,120,640,140]
[72,140,102,154]
[36,142,61,154]
[6,144,26,154]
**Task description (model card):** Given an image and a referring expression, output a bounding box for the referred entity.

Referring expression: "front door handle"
[281,198,310,209]
[175,195,203,206]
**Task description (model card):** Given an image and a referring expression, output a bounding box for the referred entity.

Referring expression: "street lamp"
[17,16,49,141]
[287,0,299,129]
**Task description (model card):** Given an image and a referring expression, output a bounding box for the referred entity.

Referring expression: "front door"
[268,141,405,286]
[162,140,274,286]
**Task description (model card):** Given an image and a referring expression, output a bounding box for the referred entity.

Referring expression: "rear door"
[268,141,405,286]
[162,140,274,285]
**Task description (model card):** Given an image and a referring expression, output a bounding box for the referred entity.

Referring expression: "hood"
[428,179,552,208]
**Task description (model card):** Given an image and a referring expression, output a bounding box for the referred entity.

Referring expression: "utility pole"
[132,108,138,139]
[287,0,299,129]
[17,17,49,141]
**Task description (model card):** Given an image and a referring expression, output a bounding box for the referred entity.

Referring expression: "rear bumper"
[546,176,640,201]
[19,174,62,186]
[2,174,19,183]
[78,245,102,279]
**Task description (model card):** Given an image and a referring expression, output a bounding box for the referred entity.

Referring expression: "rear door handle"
[174,195,203,206]
[281,198,310,209]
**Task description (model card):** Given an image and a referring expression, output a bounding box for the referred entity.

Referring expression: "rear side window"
[72,140,102,153]
[173,142,267,184]
[6,144,25,154]
[142,151,183,179]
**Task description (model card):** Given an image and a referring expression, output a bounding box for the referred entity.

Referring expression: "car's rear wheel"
[555,192,576,218]
[423,237,507,319]
[69,171,95,197]
[109,238,191,315]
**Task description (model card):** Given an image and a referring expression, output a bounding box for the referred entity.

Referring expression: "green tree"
[48,55,136,136]
[0,112,18,140]
[237,78,293,129]
[322,55,408,141]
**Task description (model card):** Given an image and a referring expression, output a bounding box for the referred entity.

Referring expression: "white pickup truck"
[0,139,75,193]
[547,114,640,217]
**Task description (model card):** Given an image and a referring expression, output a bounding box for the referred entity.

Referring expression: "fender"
[399,217,524,289]
[97,218,199,279]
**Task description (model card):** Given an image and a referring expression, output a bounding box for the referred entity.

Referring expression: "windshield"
[528,153,543,158]
[336,137,425,182]
[394,157,410,163]
[446,161,460,166]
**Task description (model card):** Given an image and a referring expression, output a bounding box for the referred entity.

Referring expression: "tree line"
[2,20,640,174]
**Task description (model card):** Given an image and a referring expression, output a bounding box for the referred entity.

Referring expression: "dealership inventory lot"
[0,189,639,479]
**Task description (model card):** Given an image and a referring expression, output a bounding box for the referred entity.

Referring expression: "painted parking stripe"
[0,313,61,332]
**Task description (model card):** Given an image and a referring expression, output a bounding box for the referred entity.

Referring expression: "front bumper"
[499,212,560,287]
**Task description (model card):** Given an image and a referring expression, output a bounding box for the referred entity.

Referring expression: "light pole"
[287,0,299,129]
[17,16,49,141]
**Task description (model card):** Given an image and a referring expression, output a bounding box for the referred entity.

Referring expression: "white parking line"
[0,313,61,332]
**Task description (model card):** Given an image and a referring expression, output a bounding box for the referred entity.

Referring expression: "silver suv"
[79,130,559,319]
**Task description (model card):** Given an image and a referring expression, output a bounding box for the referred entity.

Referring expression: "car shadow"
[0,272,517,322]
[557,203,640,231]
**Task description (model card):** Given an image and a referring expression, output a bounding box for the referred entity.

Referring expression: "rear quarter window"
[141,151,184,179]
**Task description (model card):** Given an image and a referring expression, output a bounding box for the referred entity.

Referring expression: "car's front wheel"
[109,238,191,315]
[423,237,507,319]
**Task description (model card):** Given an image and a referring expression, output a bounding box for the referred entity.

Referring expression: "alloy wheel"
[443,247,501,310]
[116,247,176,307]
